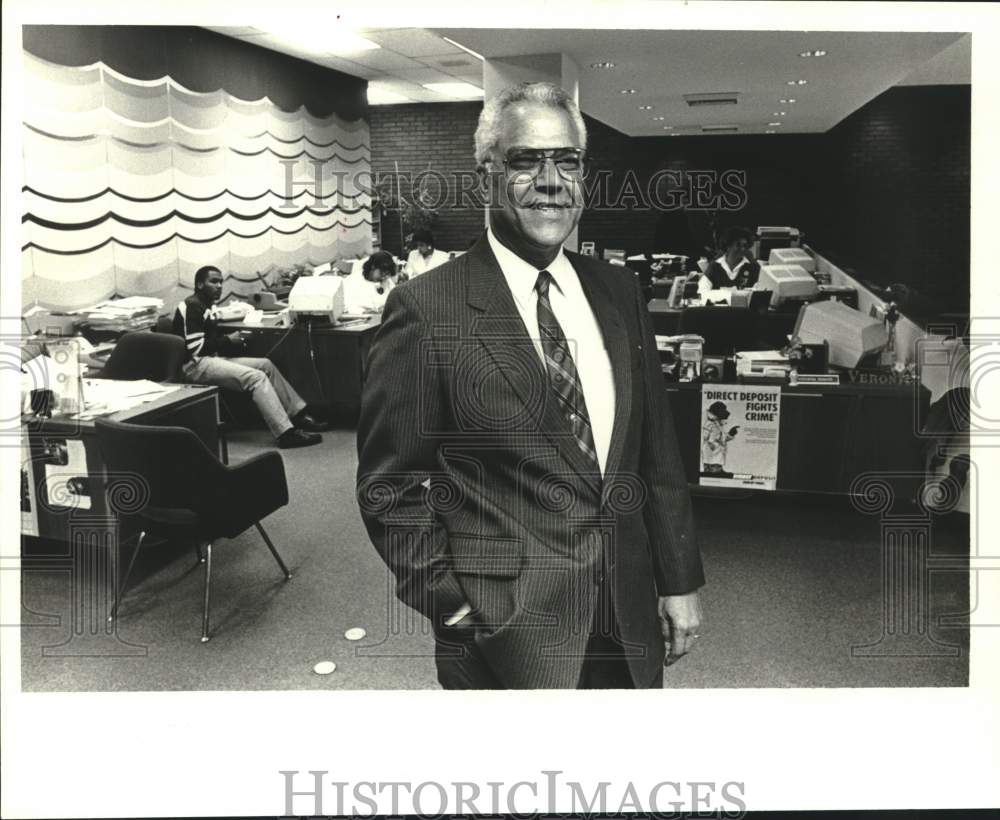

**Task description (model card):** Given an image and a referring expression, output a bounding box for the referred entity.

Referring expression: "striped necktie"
[535,270,601,472]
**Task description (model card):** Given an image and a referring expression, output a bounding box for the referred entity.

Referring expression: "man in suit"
[357,81,704,689]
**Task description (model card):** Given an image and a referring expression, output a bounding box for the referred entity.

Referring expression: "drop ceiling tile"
[342,50,429,71]
[391,68,457,84]
[363,28,465,57]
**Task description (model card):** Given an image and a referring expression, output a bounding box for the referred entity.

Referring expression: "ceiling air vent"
[701,125,739,133]
[684,92,740,107]
[438,58,472,67]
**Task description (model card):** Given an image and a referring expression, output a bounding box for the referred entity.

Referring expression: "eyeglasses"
[500,147,589,182]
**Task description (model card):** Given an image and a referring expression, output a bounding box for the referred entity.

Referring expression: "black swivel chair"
[94,417,292,642]
[99,331,186,382]
[99,329,230,463]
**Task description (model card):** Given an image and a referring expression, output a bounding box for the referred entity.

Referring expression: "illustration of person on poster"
[700,385,781,490]
[702,401,739,478]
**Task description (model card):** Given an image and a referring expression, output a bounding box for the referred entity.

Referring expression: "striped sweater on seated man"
[172,296,245,362]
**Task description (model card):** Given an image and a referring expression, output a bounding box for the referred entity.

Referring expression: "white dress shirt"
[404,248,450,277]
[342,270,395,314]
[487,229,615,475]
[698,253,751,297]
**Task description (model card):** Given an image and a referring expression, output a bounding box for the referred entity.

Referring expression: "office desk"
[22,384,220,543]
[218,317,380,416]
[663,379,929,496]
[648,302,798,348]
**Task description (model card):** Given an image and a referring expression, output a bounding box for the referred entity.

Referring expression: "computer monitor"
[757,264,818,307]
[288,276,345,324]
[767,247,816,273]
[793,299,889,368]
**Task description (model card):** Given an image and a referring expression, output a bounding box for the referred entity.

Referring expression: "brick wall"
[369,102,484,255]
[369,86,970,314]
[814,85,970,313]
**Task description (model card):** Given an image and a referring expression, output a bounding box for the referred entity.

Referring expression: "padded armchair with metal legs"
[94,417,291,642]
[99,330,187,381]
[105,326,230,463]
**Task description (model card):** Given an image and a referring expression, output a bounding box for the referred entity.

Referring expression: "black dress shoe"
[277,428,322,448]
[293,412,330,432]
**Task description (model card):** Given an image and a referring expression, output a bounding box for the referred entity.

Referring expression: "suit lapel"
[465,236,603,496]
[568,254,634,499]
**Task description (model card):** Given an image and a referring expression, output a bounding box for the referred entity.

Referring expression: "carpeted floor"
[20,425,970,691]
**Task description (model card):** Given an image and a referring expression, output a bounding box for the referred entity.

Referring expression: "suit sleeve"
[631,275,706,596]
[355,284,466,627]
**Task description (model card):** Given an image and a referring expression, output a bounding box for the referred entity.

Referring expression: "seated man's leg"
[229,357,307,419]
[229,356,328,431]
[184,356,298,441]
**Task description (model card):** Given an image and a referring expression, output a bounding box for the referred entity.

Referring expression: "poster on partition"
[699,384,781,490]
[41,437,92,510]
[21,441,39,536]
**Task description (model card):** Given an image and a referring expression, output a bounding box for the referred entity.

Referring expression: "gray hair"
[473,81,587,166]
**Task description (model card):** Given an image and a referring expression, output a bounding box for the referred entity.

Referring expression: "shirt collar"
[487,228,575,303]
[716,254,748,278]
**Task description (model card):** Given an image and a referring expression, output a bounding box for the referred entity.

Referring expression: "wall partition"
[20,26,371,312]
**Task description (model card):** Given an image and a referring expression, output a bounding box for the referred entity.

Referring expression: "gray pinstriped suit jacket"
[356,233,705,688]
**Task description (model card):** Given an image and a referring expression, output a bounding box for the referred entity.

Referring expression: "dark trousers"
[434,584,662,690]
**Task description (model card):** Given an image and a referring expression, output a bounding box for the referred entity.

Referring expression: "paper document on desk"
[76,379,181,417]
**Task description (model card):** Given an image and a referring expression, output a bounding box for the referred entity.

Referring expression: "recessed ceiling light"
[768,122,783,127]
[590,61,616,69]
[780,98,797,104]
[799,49,827,57]
[765,130,776,134]
[787,79,808,86]
[422,82,484,98]
[262,25,380,53]
[772,111,787,116]
[620,88,637,94]
[366,84,411,105]
[653,116,665,121]
[638,104,653,110]
[662,125,673,130]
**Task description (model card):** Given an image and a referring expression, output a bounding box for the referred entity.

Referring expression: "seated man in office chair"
[173,266,328,449]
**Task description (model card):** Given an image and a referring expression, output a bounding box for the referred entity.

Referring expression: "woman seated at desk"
[698,226,761,298]
[342,251,399,314]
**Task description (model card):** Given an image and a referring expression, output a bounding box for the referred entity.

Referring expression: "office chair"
[154,315,174,334]
[98,329,230,463]
[94,417,292,643]
[677,306,759,356]
[99,331,186,382]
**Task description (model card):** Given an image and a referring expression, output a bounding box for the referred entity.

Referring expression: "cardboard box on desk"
[793,299,888,369]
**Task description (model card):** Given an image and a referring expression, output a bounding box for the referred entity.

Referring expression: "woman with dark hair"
[403,229,450,278]
[343,250,400,314]
[698,226,761,298]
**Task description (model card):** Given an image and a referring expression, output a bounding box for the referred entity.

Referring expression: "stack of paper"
[82,296,164,332]
[75,378,180,418]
